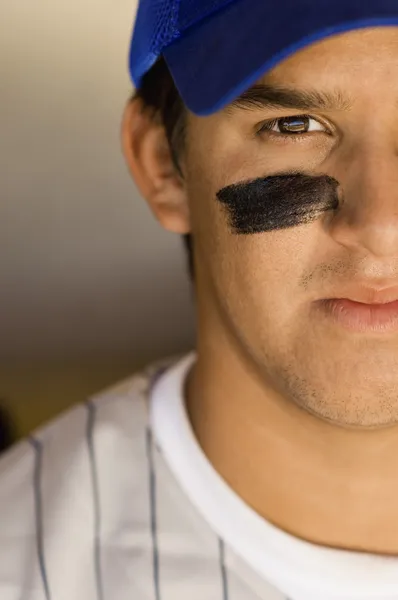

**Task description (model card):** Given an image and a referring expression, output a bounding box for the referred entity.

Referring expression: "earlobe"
[121,99,191,234]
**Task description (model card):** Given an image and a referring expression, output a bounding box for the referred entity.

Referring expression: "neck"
[186,328,398,555]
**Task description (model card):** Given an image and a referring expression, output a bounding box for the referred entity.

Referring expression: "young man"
[2,1,398,598]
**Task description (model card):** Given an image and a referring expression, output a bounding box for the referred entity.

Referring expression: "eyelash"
[257,114,330,139]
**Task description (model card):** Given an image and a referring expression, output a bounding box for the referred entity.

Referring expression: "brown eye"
[258,114,327,136]
[278,116,310,134]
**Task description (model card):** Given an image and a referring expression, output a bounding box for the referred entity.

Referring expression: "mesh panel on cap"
[129,0,180,84]
[151,0,180,51]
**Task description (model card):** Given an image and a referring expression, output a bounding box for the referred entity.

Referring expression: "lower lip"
[316,298,398,333]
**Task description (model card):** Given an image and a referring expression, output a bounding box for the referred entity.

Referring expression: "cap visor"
[163,0,398,116]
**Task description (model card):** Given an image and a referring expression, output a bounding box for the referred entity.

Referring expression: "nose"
[329,149,398,258]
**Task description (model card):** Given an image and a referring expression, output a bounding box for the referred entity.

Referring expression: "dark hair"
[133,58,194,280]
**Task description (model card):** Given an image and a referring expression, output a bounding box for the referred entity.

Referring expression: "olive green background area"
[0,363,136,440]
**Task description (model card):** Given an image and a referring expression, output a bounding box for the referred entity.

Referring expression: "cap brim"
[163,0,398,116]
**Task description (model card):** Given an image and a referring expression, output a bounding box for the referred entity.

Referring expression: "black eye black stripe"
[216,173,340,234]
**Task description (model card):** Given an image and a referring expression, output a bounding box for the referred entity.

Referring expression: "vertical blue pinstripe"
[145,366,171,600]
[86,401,105,600]
[146,426,161,600]
[29,437,51,600]
[218,538,229,600]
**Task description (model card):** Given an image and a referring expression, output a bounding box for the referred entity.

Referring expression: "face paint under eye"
[216,173,340,234]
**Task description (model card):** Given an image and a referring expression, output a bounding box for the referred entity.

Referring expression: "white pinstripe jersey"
[0,354,397,600]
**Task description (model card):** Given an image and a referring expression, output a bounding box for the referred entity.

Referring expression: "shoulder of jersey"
[0,353,179,510]
[0,355,180,599]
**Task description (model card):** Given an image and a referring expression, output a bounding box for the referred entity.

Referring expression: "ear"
[121,98,191,234]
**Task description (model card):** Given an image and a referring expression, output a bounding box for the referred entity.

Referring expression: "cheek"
[197,204,307,333]
[186,170,309,311]
[210,231,319,368]
[183,144,327,333]
[215,235,298,313]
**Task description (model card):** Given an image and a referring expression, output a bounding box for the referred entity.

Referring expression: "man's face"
[182,27,398,428]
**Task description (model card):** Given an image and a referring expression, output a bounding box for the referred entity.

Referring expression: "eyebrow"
[227,83,353,113]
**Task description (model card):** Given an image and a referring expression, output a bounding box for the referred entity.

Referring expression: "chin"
[274,361,398,429]
[295,386,398,429]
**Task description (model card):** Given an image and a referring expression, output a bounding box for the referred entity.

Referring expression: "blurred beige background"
[0,0,195,437]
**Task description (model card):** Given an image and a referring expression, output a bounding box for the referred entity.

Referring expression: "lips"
[313,284,398,333]
[316,294,398,333]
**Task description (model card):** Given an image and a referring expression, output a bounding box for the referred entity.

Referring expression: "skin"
[122,27,398,554]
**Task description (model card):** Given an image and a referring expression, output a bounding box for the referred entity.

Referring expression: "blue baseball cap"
[129,0,398,117]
